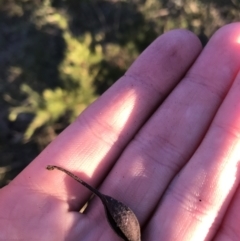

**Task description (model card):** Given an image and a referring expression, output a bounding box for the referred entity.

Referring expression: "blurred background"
[0,0,240,187]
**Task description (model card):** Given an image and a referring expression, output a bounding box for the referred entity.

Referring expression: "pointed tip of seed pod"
[102,195,141,241]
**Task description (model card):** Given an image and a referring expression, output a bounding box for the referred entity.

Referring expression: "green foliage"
[10,30,103,140]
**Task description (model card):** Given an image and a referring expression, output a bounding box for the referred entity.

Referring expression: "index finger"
[11,29,202,209]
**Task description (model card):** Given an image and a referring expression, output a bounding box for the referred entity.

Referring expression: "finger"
[10,29,201,209]
[213,184,240,241]
[81,23,240,240]
[144,30,240,241]
[209,71,240,241]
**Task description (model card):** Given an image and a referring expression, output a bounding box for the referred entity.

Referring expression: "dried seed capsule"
[46,165,141,241]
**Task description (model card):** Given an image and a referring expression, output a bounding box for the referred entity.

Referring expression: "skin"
[1,23,240,241]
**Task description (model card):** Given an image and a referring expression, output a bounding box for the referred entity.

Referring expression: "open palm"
[1,23,240,241]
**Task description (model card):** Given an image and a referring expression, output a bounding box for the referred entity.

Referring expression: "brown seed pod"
[46,165,141,241]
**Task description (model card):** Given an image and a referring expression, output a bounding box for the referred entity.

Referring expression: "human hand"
[1,23,240,241]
